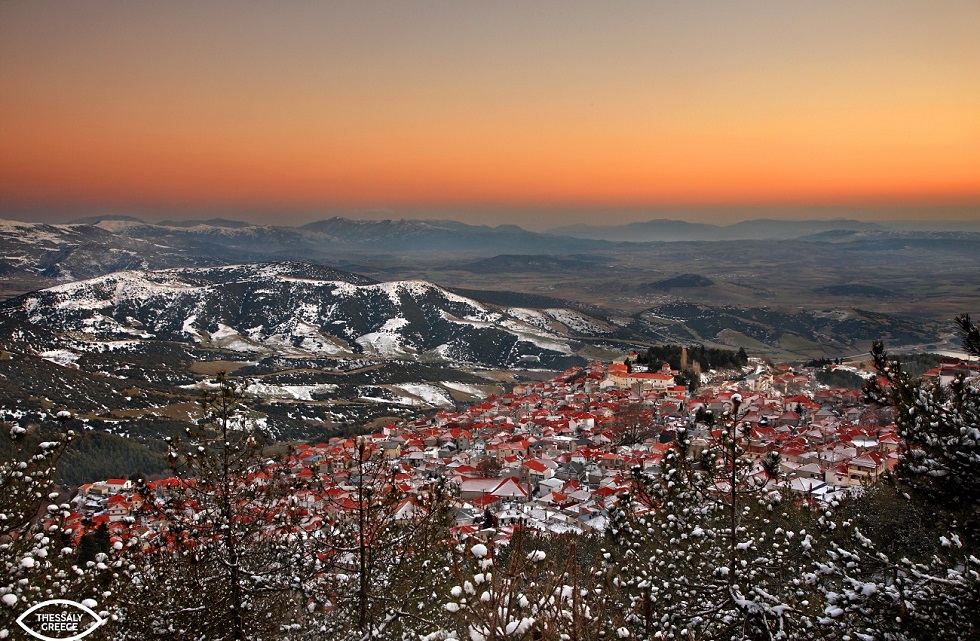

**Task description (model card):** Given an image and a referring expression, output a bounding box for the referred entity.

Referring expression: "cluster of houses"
[61,356,925,545]
[924,357,980,387]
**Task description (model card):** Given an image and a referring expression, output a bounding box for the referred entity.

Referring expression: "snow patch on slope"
[250,383,339,401]
[392,384,455,408]
[356,317,413,357]
[39,350,80,367]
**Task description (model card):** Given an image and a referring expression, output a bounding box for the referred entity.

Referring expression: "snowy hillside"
[1,262,614,369]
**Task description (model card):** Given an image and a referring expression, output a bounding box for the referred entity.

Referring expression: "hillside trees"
[639,344,748,372]
[58,430,167,487]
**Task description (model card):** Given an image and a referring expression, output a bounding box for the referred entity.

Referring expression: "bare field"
[354,240,980,322]
[190,360,254,375]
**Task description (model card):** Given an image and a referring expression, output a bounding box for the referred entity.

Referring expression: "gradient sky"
[1,1,978,229]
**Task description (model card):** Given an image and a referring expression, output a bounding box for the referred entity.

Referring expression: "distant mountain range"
[0,216,609,290]
[91,216,606,253]
[3,215,978,286]
[547,217,980,242]
[2,213,975,306]
[546,218,891,242]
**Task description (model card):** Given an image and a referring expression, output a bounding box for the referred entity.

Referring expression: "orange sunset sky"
[1,1,978,229]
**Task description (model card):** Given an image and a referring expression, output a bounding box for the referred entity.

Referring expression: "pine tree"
[608,396,827,640]
[865,314,980,521]
[309,437,457,640]
[810,314,980,640]
[0,411,112,638]
[112,373,314,640]
[428,529,620,641]
[809,481,980,640]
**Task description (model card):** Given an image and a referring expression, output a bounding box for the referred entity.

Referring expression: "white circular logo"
[15,599,107,641]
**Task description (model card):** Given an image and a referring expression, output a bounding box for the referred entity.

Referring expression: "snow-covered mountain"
[0,218,237,284]
[1,262,615,368]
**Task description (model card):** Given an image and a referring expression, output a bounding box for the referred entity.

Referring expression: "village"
[57,351,976,551]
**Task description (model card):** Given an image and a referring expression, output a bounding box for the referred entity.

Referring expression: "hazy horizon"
[3,201,980,233]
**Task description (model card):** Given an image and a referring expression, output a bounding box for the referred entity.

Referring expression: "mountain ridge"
[0,262,614,369]
[547,218,887,242]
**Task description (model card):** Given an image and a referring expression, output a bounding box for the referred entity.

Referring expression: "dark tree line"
[814,367,866,390]
[637,344,749,371]
[59,431,168,486]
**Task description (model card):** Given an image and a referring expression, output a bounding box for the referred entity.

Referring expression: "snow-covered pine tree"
[111,373,315,641]
[865,314,980,521]
[307,437,457,641]
[426,528,620,641]
[809,314,980,640]
[808,481,980,641]
[0,410,112,638]
[608,396,827,640]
